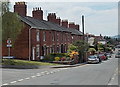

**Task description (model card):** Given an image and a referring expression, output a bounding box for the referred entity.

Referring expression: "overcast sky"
[9,0,118,36]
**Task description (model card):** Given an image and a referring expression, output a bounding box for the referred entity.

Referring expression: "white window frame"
[43,31,46,41]
[36,30,40,42]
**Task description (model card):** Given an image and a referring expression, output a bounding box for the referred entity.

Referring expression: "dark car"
[87,55,100,64]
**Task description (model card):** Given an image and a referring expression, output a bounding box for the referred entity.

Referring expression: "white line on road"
[2,83,9,86]
[18,79,24,82]
[10,81,17,84]
[25,77,30,80]
[36,74,41,76]
[112,78,115,80]
[31,76,36,78]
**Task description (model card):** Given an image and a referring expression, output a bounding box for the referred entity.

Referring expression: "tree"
[2,12,24,45]
[88,48,96,55]
[0,0,9,16]
[67,44,78,53]
[73,40,89,63]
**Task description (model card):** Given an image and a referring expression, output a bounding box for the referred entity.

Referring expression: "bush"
[60,57,66,61]
[43,53,68,62]
[54,57,60,61]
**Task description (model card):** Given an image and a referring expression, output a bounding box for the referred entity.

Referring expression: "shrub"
[61,57,66,61]
[54,57,60,61]
[44,53,69,62]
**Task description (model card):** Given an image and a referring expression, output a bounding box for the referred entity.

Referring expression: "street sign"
[7,44,12,47]
[7,40,11,44]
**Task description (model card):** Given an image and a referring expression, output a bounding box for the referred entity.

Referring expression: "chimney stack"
[61,20,68,28]
[32,7,43,20]
[56,17,61,25]
[75,24,79,31]
[14,2,27,16]
[47,13,56,23]
[69,22,75,29]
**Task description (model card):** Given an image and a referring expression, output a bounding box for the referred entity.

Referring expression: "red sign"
[7,40,11,44]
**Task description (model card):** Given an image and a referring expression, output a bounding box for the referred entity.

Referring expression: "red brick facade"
[2,2,83,61]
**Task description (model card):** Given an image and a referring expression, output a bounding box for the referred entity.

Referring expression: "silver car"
[115,52,120,58]
[87,55,100,64]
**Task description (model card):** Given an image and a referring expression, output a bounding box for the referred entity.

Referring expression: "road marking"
[25,77,30,80]
[36,74,41,76]
[31,76,36,78]
[50,71,54,74]
[46,72,50,75]
[10,81,17,84]
[108,83,112,85]
[18,79,24,82]
[2,83,9,85]
[112,78,115,80]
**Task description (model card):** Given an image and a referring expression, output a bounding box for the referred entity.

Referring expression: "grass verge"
[2,59,60,66]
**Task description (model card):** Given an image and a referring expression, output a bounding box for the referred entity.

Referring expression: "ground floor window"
[42,45,46,56]
[36,45,40,57]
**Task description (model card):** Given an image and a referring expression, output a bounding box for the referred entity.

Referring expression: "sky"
[9,0,118,36]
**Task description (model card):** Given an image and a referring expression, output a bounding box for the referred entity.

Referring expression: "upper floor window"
[43,31,46,41]
[57,33,59,41]
[36,30,40,42]
[52,32,55,41]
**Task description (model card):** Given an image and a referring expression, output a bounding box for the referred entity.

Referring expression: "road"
[2,53,119,86]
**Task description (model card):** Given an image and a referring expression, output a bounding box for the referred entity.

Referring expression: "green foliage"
[88,48,96,52]
[67,44,78,52]
[44,53,67,62]
[2,12,24,45]
[73,40,89,52]
[2,59,60,66]
[1,1,9,15]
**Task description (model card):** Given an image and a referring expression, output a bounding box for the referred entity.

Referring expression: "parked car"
[106,53,112,58]
[87,55,100,64]
[98,54,107,60]
[115,52,120,58]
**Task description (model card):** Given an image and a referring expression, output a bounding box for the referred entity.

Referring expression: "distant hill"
[111,35,120,39]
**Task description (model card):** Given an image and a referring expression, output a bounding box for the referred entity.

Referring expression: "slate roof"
[19,16,83,35]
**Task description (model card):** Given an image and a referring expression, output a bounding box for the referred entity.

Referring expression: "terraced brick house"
[2,2,83,61]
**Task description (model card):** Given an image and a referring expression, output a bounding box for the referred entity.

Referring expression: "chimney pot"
[32,7,43,20]
[14,1,27,16]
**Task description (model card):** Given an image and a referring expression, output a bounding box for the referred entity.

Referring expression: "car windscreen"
[88,56,96,59]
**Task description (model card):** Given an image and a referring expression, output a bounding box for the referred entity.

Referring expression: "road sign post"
[7,38,12,57]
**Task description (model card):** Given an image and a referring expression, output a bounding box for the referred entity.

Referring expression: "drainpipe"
[29,27,36,61]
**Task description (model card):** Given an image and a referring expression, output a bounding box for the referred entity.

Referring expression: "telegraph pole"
[82,15,85,63]
[82,15,85,42]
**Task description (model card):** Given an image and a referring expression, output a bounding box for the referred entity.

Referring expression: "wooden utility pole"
[82,15,85,63]
[82,15,85,42]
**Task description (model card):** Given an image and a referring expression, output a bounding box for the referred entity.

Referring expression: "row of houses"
[2,2,83,61]
[2,2,105,61]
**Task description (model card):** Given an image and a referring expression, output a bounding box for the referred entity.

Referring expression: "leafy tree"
[2,12,24,45]
[73,40,89,63]
[67,44,78,53]
[88,48,96,55]
[1,0,9,16]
